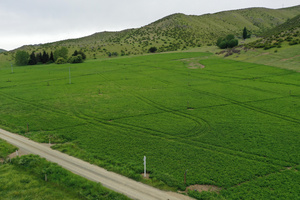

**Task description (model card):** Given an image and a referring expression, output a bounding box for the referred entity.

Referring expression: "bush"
[55,57,67,64]
[68,55,83,63]
[216,35,239,49]
[289,39,299,45]
[148,47,157,53]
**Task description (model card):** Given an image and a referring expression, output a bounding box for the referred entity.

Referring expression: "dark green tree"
[72,50,78,56]
[15,50,29,66]
[148,46,157,53]
[28,51,37,65]
[72,50,86,60]
[216,34,239,49]
[50,51,55,62]
[42,50,49,64]
[243,27,248,39]
[36,52,42,63]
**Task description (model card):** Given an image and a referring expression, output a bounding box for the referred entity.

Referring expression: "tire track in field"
[96,71,299,166]
[1,72,296,167]
[0,88,293,167]
[97,72,210,137]
[188,88,300,124]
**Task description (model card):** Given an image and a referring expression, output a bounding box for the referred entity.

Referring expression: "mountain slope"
[11,5,300,58]
[0,49,6,53]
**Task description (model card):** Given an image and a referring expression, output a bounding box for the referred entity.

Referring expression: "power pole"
[11,63,13,73]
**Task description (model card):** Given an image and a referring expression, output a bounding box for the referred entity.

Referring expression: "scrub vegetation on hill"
[1,5,299,62]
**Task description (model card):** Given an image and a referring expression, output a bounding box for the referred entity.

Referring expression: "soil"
[281,55,300,61]
[8,148,30,159]
[141,173,150,179]
[188,62,205,69]
[185,184,222,193]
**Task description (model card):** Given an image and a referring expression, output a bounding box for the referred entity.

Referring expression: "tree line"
[15,47,86,66]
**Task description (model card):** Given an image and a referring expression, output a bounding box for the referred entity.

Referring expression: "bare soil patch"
[141,173,150,179]
[281,55,300,61]
[185,184,222,193]
[8,148,30,159]
[188,62,205,69]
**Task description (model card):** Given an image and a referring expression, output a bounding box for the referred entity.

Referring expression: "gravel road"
[0,128,194,200]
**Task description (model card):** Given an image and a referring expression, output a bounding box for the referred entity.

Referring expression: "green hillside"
[7,5,300,59]
[0,49,6,53]
[217,13,300,71]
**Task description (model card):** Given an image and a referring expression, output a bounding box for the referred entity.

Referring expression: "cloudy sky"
[1,0,299,51]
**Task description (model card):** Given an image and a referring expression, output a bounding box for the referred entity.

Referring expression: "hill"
[6,5,300,59]
[218,13,300,71]
[0,49,6,53]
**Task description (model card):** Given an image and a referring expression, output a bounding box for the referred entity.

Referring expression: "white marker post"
[143,156,146,177]
[69,67,71,84]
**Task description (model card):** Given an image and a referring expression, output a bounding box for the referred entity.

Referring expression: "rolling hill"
[7,5,300,59]
[0,49,6,53]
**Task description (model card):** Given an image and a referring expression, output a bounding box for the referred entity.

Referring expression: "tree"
[72,50,86,60]
[243,27,251,39]
[54,47,68,61]
[243,27,248,40]
[28,51,37,65]
[36,52,42,63]
[15,51,29,66]
[216,34,239,49]
[42,50,49,64]
[148,46,157,53]
[49,51,55,62]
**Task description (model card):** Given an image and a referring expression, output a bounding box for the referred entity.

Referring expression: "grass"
[0,139,17,159]
[0,164,83,200]
[0,139,130,199]
[0,51,299,199]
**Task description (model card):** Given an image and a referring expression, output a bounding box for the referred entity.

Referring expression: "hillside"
[0,49,6,53]
[6,5,300,59]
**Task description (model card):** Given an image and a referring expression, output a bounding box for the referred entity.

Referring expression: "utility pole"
[11,63,13,73]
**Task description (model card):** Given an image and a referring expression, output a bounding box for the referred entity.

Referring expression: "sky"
[1,0,299,51]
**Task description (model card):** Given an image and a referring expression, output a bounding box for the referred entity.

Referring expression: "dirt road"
[0,128,194,200]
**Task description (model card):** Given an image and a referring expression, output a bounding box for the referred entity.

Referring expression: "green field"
[0,52,299,199]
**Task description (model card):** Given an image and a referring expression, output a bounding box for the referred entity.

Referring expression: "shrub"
[289,39,299,45]
[216,35,239,49]
[68,55,83,63]
[55,57,67,64]
[148,47,157,53]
